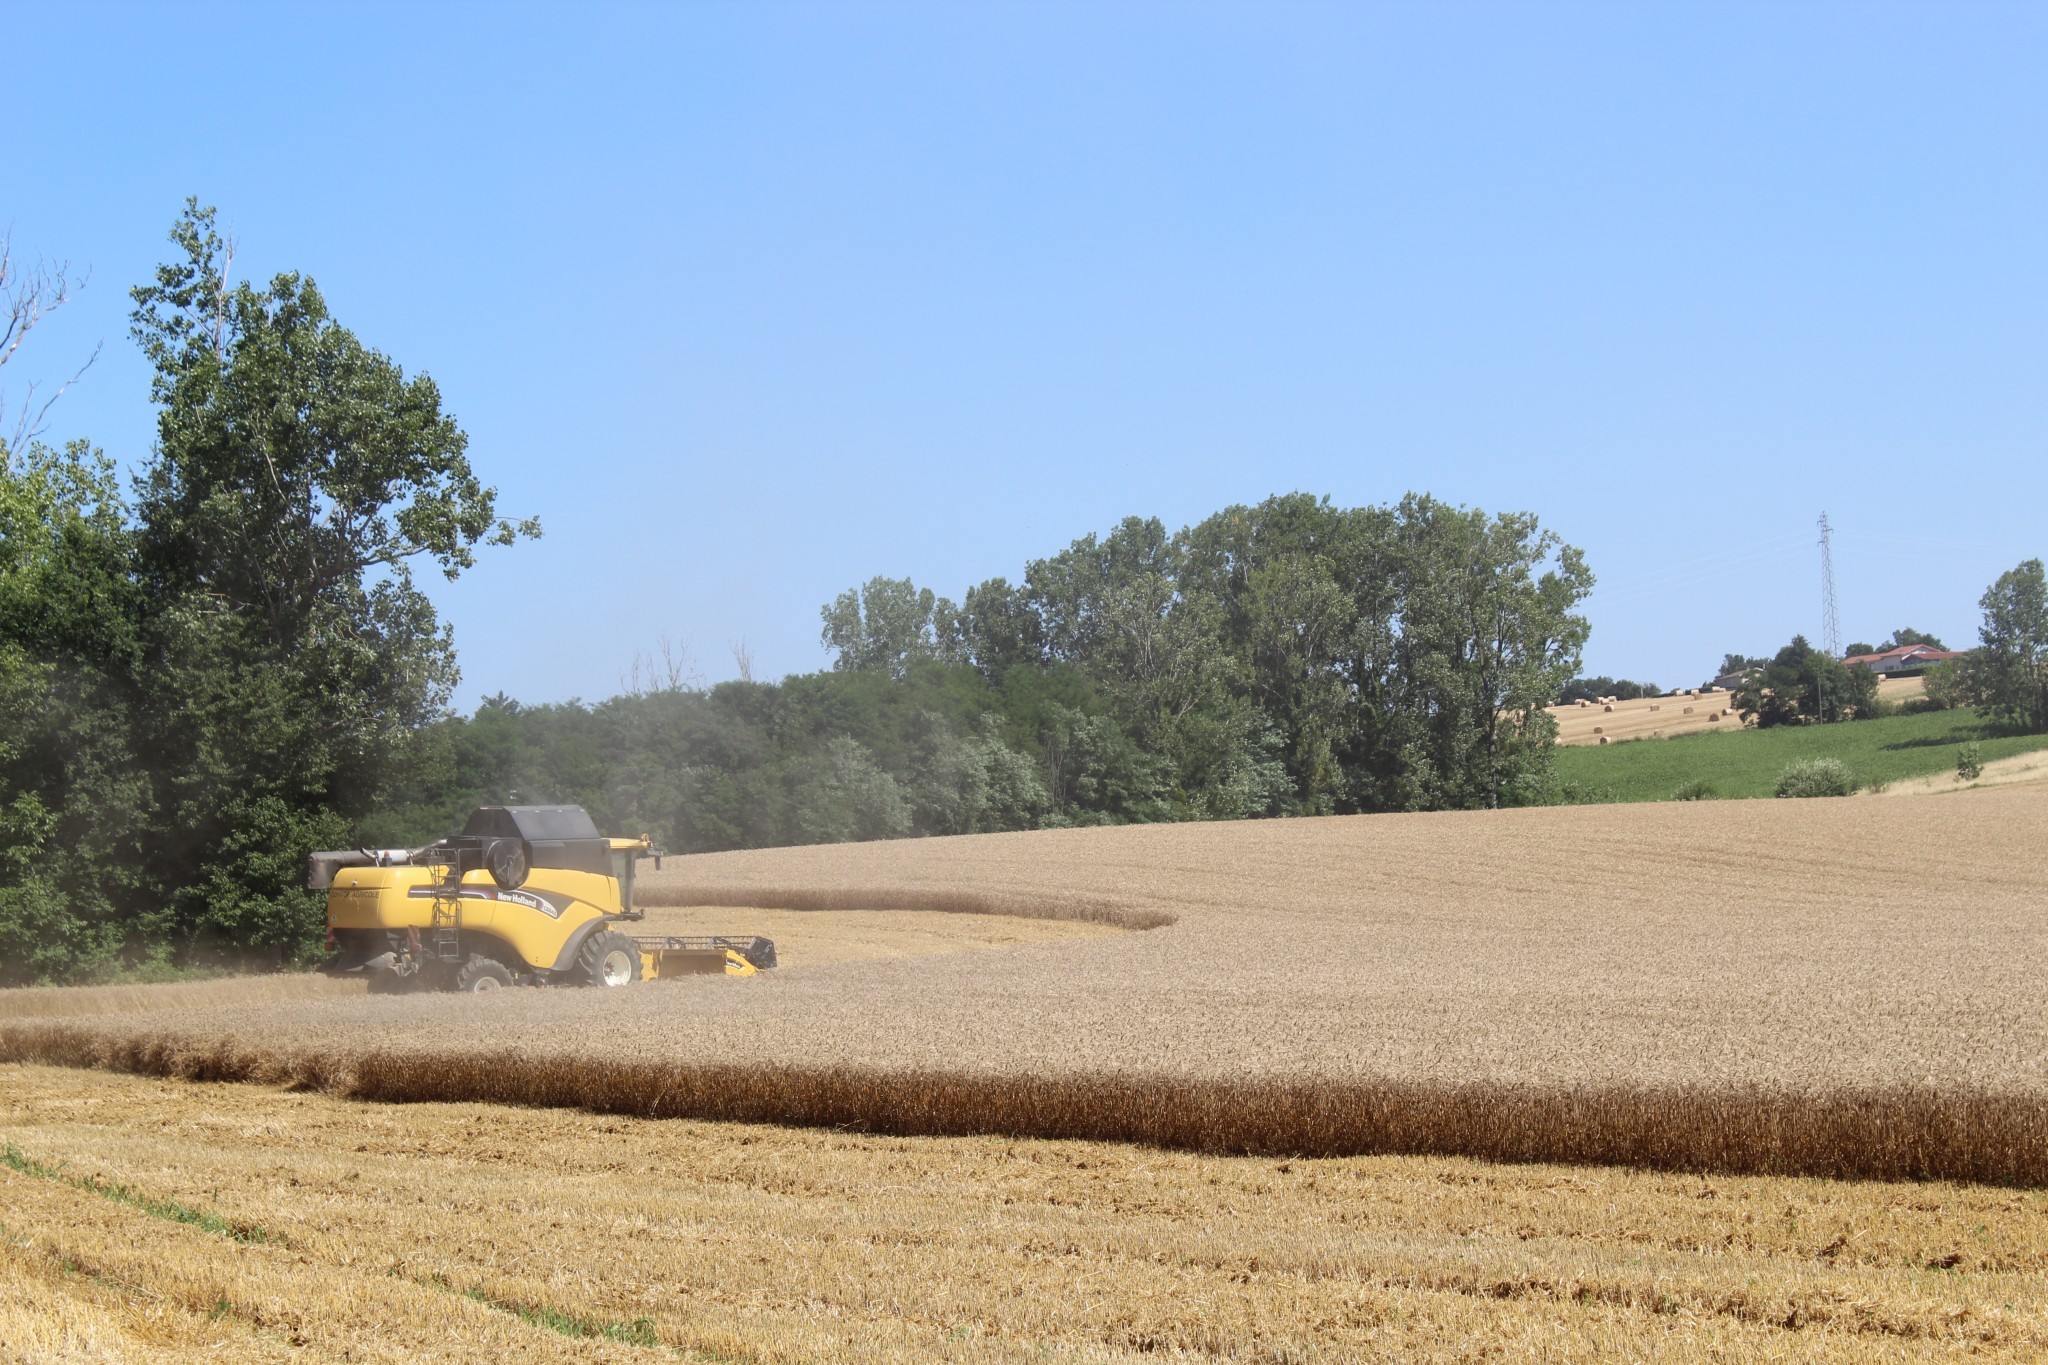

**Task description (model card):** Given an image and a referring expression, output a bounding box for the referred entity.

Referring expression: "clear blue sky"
[9,1,2044,706]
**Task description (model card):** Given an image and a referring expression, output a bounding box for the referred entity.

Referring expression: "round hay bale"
[1649,704,1661,712]
[1598,735,1610,745]
[1603,703,1614,712]
[1708,711,1722,722]
[1683,705,1694,714]
[1593,726,1604,735]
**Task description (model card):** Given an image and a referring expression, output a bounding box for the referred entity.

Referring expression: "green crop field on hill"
[1549,707,2048,803]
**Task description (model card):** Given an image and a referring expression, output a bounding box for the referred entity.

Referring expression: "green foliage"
[1957,742,1983,782]
[1920,659,1972,711]
[380,494,1591,853]
[1973,559,2048,732]
[810,493,1592,819]
[1670,779,1716,801]
[1733,635,1877,727]
[820,577,961,677]
[1774,756,1856,798]
[0,439,150,979]
[371,664,1062,853]
[1560,676,1661,704]
[791,736,913,844]
[1552,708,2048,803]
[0,204,533,982]
[1880,627,1945,651]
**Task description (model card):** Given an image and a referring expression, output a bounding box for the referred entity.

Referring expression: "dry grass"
[6,1063,2048,1362]
[1873,746,2048,799]
[5,788,2048,1182]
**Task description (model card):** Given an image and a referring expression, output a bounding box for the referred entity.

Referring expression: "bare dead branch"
[0,227,101,450]
[656,633,702,692]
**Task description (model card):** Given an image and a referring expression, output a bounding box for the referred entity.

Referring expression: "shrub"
[1670,780,1716,801]
[1957,742,1983,782]
[1922,659,1970,712]
[1774,757,1855,798]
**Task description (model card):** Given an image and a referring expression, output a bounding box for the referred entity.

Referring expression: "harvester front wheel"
[454,955,515,993]
[577,930,643,988]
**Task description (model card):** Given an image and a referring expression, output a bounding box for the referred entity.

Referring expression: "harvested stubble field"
[5,787,2048,1185]
[7,1062,2048,1362]
[1547,675,1926,747]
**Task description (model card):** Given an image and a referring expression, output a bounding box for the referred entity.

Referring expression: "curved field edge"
[6,1023,2047,1185]
[636,883,1175,930]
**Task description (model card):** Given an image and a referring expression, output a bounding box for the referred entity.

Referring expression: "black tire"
[576,930,643,987]
[454,954,516,993]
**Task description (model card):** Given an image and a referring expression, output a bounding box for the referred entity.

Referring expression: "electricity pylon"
[1818,511,1841,658]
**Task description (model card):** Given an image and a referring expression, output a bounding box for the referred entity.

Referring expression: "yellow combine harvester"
[310,805,775,992]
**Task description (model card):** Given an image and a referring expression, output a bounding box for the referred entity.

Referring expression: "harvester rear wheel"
[578,930,643,987]
[454,954,515,993]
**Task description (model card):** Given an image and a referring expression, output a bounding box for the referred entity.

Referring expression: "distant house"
[1841,643,1962,674]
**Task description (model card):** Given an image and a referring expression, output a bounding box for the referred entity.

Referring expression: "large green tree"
[820,576,961,677]
[1387,496,1591,809]
[121,201,537,961]
[1975,560,2048,732]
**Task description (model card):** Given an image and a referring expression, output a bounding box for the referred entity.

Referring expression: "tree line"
[374,493,1595,857]
[1,204,532,981]
[0,205,1596,983]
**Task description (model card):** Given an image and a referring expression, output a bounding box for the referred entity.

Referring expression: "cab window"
[610,849,636,914]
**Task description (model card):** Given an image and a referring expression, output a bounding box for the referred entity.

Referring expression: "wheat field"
[6,1063,2047,1362]
[5,786,2047,1182]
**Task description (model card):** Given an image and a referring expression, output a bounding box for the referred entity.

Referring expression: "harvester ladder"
[428,867,464,962]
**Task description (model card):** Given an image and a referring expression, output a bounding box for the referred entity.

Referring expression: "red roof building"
[1841,643,1963,674]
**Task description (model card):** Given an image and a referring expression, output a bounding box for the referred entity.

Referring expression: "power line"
[1579,531,1809,607]
[1583,543,1806,609]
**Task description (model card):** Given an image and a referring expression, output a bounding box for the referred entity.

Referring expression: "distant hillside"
[1549,700,2048,803]
[1548,676,1924,747]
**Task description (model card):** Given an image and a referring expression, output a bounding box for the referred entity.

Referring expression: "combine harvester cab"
[309,805,774,992]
